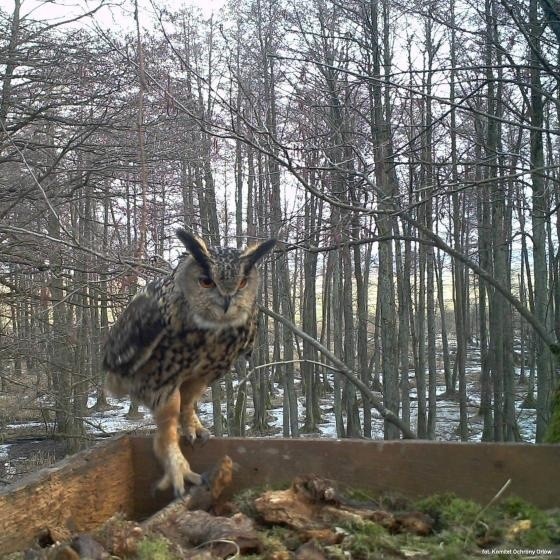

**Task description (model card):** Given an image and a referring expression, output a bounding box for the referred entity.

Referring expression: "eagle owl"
[103,229,276,497]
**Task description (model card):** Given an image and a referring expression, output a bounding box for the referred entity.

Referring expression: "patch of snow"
[85,396,154,435]
[6,342,540,448]
[6,420,45,430]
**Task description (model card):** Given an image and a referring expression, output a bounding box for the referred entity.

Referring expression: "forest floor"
[0,344,537,486]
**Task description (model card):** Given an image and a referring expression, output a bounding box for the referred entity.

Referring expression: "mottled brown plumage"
[103,229,275,496]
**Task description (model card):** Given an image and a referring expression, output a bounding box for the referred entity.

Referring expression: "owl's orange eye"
[239,278,248,289]
[199,276,215,288]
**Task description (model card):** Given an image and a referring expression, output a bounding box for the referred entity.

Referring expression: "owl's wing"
[103,283,166,377]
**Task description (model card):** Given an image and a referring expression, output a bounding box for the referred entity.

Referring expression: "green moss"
[345,519,388,542]
[499,496,560,546]
[415,493,481,529]
[499,496,548,524]
[412,491,560,554]
[136,536,179,560]
[550,514,560,544]
[232,487,262,517]
[390,529,479,559]
[407,538,466,560]
[341,520,400,558]
[342,486,379,504]
[323,547,348,560]
[268,525,303,550]
[340,486,416,513]
[518,526,550,547]
[251,525,301,558]
[342,523,475,559]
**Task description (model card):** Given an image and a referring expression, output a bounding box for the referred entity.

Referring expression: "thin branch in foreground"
[463,478,512,548]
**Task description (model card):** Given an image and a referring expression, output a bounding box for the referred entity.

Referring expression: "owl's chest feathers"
[142,295,253,386]
[165,322,250,372]
[127,286,253,403]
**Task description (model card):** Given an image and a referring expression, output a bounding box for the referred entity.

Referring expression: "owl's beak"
[222,296,231,313]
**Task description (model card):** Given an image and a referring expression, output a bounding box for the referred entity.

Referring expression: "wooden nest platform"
[1,436,559,556]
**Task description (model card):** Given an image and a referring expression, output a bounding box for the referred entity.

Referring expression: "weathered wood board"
[0,436,135,555]
[135,437,560,517]
[1,436,559,555]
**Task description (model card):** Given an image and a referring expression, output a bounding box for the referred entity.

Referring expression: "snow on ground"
[1,344,541,486]
[85,395,154,435]
[0,444,15,480]
[6,373,538,445]
[0,443,10,474]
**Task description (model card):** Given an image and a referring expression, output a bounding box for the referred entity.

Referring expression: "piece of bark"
[94,515,145,557]
[144,505,261,558]
[183,455,234,512]
[255,475,433,537]
[291,476,340,505]
[255,486,319,530]
[255,475,360,530]
[138,454,257,558]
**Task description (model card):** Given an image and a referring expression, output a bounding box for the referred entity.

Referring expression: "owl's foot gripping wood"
[154,390,202,498]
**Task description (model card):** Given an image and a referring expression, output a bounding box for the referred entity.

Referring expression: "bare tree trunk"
[395,221,411,429]
[47,211,72,441]
[423,12,437,439]
[368,0,400,440]
[530,0,553,440]
[449,0,464,405]
[476,115,493,440]
[435,248,451,398]
[302,190,321,433]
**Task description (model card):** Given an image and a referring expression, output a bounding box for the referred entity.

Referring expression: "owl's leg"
[153,388,202,497]
[179,379,211,445]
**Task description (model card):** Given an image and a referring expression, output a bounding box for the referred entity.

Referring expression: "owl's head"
[175,228,276,328]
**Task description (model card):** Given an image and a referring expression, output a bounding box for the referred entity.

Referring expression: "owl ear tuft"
[241,239,277,271]
[176,228,212,274]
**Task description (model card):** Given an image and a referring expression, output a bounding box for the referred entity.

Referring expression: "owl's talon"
[197,427,211,444]
[184,430,197,447]
[154,440,206,496]
[183,424,210,446]
[186,470,203,486]
[200,471,211,488]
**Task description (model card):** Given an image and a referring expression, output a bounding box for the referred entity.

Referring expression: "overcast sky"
[0,0,227,29]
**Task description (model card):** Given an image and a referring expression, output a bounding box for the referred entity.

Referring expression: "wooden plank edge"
[0,435,135,555]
